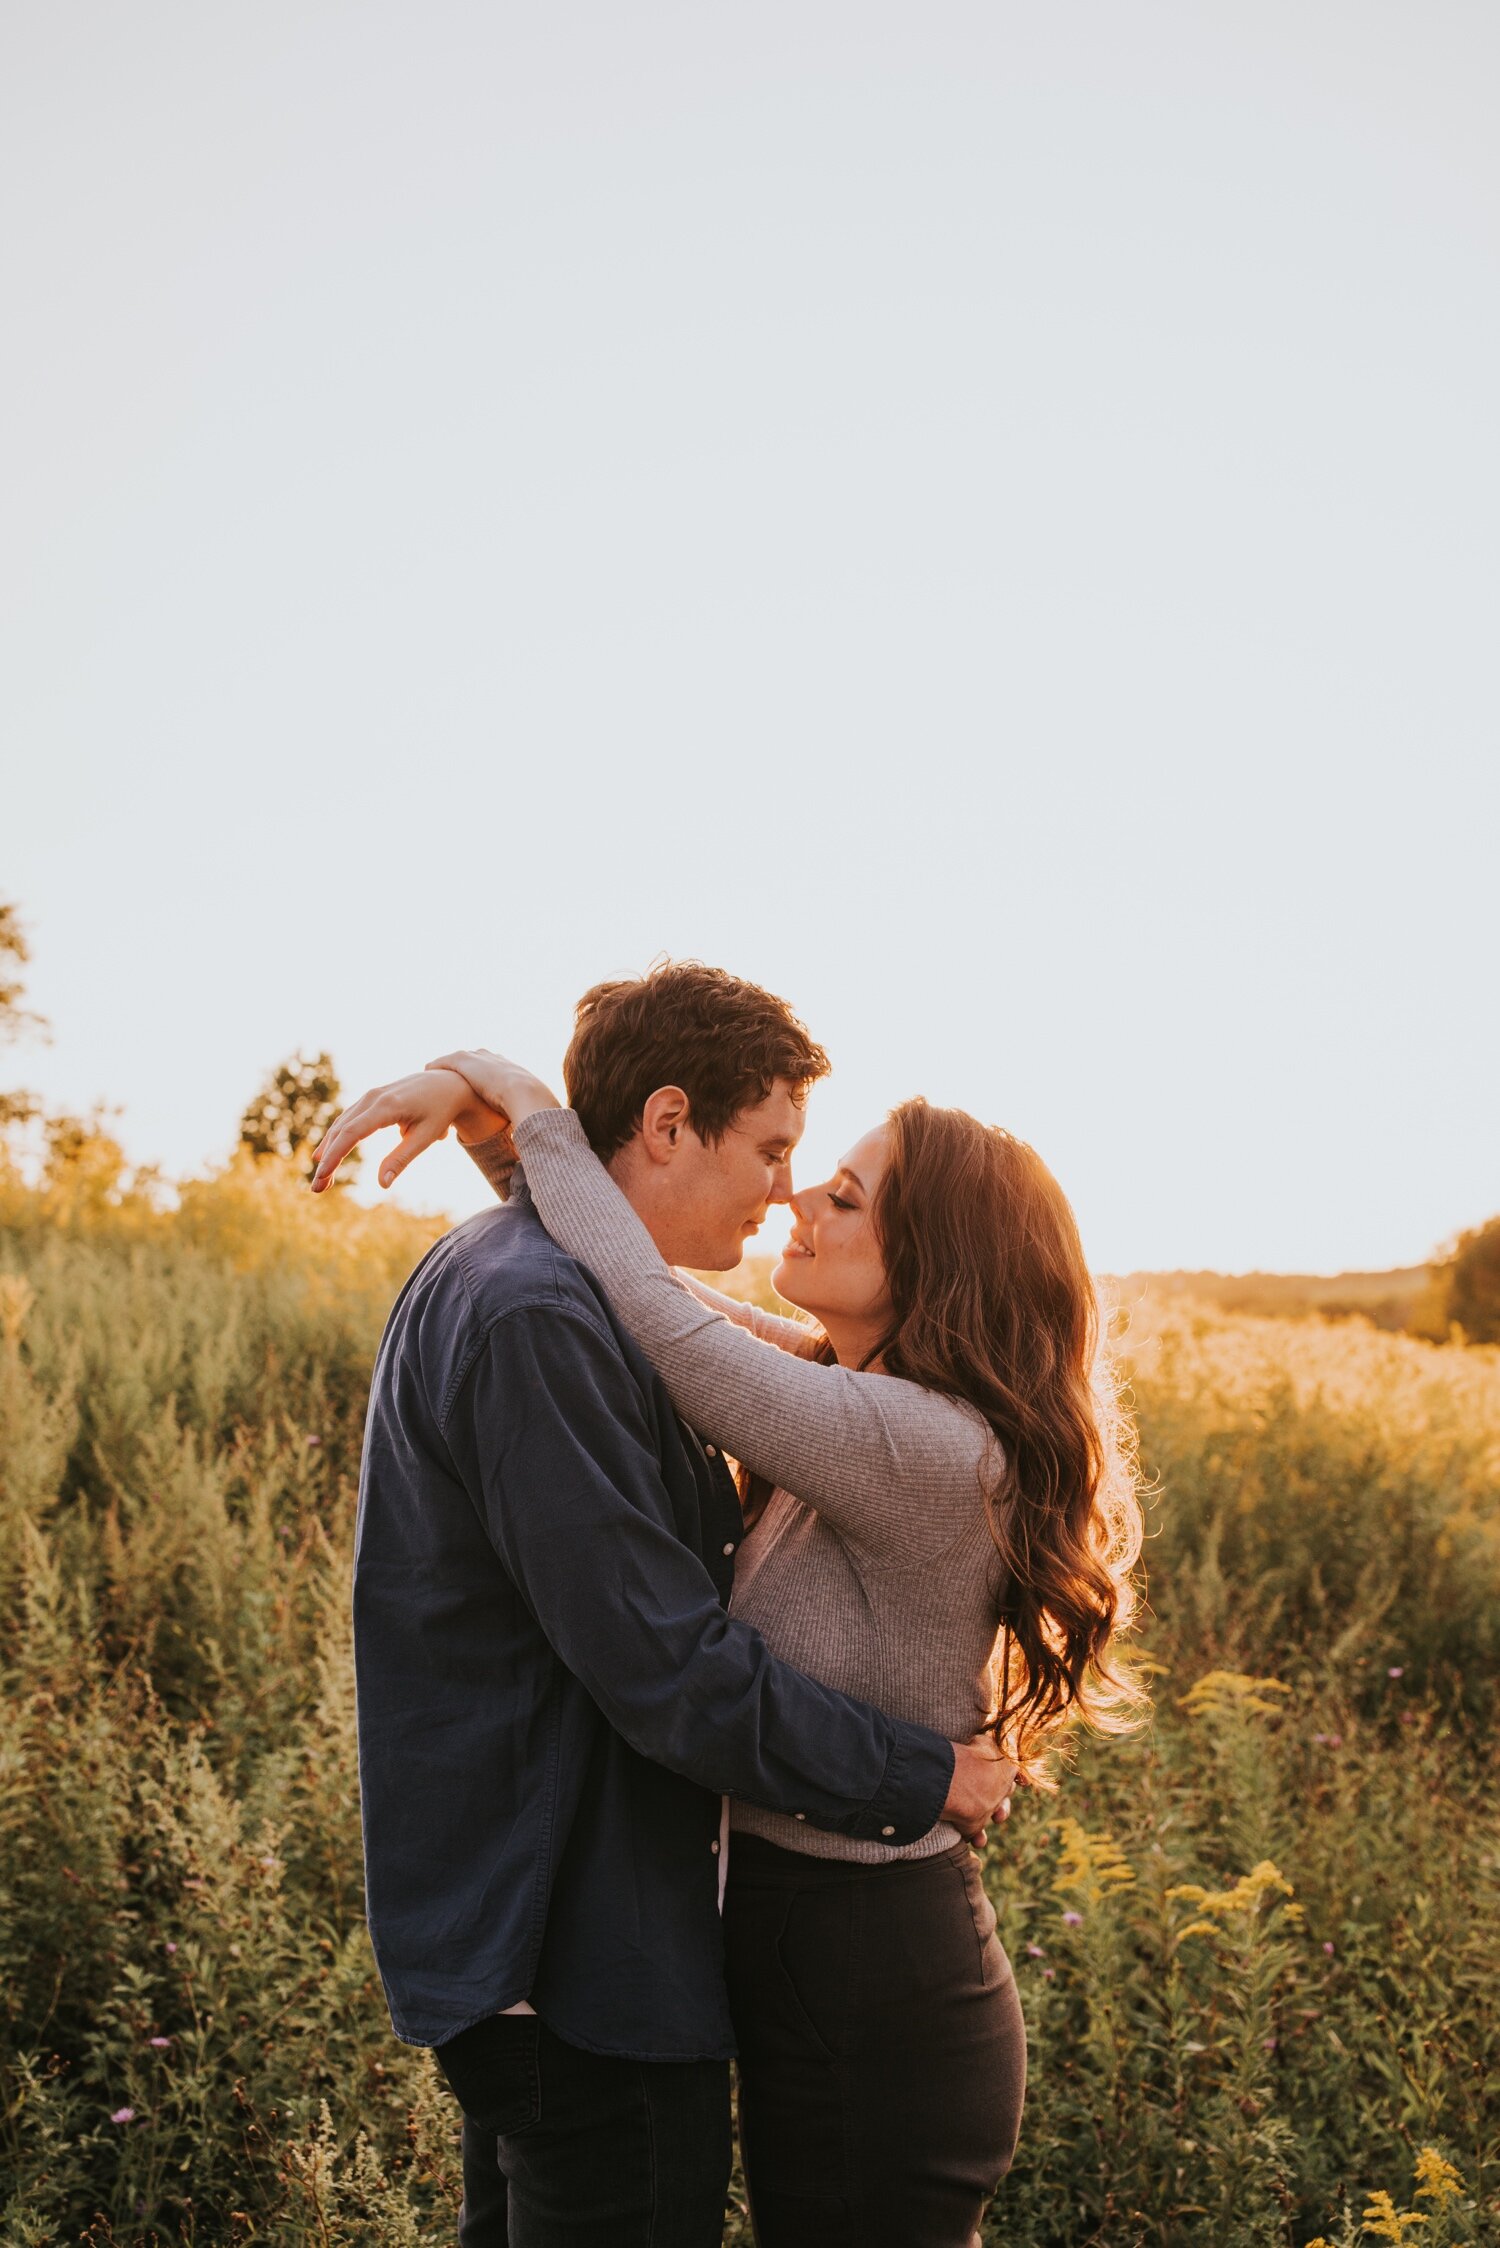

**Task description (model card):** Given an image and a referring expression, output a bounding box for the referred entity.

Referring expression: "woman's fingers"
[426,1048,498,1075]
[311,1084,422,1192]
[310,1093,388,1191]
[310,1071,481,1195]
[425,1050,513,1118]
[375,1111,449,1190]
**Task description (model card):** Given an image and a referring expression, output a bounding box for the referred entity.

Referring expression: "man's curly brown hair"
[563,961,830,1161]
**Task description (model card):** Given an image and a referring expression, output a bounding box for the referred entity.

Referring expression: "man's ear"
[638,1086,693,1167]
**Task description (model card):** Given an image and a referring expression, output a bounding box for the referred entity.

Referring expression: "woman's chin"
[772,1257,813,1312]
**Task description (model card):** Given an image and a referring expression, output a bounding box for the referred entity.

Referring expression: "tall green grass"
[2,1167,1496,2244]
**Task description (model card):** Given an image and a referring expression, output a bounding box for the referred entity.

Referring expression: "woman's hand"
[425,1048,562,1130]
[943,1738,1019,1849]
[310,1069,509,1194]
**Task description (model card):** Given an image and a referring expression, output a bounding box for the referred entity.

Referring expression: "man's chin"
[688,1240,745,1275]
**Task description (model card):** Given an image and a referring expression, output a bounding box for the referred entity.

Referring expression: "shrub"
[2,1185,1497,2244]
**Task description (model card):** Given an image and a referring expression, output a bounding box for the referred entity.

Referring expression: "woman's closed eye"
[828,1192,856,1212]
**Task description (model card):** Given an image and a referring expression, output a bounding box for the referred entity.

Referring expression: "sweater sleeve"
[677,1273,823,1358]
[512,1109,994,1563]
[467,1127,519,1201]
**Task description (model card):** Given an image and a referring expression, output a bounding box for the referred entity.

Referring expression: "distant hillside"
[1110,1265,1429,1331]
[699,1256,1434,1334]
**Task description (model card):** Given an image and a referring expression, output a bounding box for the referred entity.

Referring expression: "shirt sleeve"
[443,1299,954,1844]
[512,1108,996,1562]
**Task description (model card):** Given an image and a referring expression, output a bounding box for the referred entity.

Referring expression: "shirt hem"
[385,1999,737,2065]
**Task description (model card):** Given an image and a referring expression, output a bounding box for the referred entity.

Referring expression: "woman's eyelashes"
[828,1191,856,1212]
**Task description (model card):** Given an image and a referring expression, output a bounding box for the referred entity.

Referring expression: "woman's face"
[773,1122,894,1343]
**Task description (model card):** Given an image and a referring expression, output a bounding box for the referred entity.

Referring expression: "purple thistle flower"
[306,1434,322,1447]
[1388,1665,1403,1679]
[1262,2036,1278,2051]
[1323,1941,1335,1956]
[1062,1910,1084,1928]
[1025,1942,1045,1958]
[1042,1967,1056,1980]
[165,1942,178,1955]
[110,2107,136,2125]
[149,2037,172,2050]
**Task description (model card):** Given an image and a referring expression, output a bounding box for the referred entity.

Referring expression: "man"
[312,963,1009,2247]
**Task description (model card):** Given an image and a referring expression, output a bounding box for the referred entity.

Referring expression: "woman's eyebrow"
[835,1163,865,1192]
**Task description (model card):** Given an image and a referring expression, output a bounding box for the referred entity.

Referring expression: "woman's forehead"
[836,1122,890,1185]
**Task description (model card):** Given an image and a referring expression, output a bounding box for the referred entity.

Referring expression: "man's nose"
[770,1161,797,1206]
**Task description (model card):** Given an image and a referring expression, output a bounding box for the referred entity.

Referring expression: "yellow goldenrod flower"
[1362,2188,1429,2241]
[1052,1819,1137,1906]
[1413,2148,1463,2206]
[1167,1861,1295,1941]
[1178,1670,1293,1720]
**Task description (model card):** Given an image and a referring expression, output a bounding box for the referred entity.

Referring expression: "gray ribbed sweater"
[476,1109,1007,1864]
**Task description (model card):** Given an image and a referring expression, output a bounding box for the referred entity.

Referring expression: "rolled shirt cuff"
[848,1721,954,1846]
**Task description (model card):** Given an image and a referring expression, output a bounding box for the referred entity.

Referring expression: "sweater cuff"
[512,1107,590,1157]
[466,1128,520,1201]
[848,1722,953,1846]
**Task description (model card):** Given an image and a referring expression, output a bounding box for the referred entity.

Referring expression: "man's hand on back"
[943,1738,1018,1847]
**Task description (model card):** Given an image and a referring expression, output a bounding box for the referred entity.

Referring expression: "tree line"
[2,897,357,1200]
[3,894,1497,1339]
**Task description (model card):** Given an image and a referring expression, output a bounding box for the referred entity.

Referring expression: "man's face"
[665,1079,807,1271]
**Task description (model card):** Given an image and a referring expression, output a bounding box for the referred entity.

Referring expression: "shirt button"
[722,1542,735,1556]
[704,1444,717,1457]
[881,1826,896,1838]
[710,1840,720,1854]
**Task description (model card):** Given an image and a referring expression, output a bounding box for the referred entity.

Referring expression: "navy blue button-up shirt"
[354,1199,954,2060]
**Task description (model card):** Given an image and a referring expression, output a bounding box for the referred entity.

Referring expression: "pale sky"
[4,2,1496,1275]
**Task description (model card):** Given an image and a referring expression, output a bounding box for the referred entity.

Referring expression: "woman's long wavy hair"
[748,1099,1146,1783]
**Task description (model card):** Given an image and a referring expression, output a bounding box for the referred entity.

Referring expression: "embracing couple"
[311,961,1143,2248]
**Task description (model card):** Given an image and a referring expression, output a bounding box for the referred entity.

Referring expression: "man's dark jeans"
[435,2012,731,2247]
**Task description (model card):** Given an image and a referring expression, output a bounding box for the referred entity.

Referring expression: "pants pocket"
[772,1888,853,2062]
[959,1858,1004,1990]
[436,2012,543,2136]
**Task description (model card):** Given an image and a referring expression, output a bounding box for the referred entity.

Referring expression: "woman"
[319,1050,1144,2247]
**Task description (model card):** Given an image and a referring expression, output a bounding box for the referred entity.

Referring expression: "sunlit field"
[2,1151,1496,2246]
